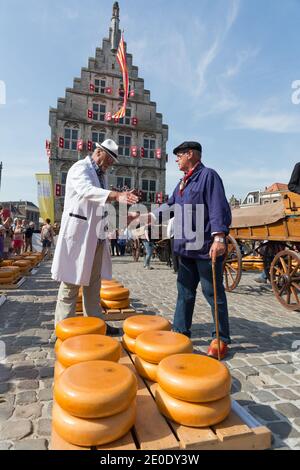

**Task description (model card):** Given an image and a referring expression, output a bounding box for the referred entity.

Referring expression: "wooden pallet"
[0,277,26,290]
[50,348,272,451]
[76,306,143,321]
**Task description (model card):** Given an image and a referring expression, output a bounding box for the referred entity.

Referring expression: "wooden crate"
[0,277,26,290]
[50,348,272,451]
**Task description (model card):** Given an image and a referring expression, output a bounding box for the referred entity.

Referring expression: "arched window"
[91,126,106,150]
[64,123,79,151]
[114,167,132,190]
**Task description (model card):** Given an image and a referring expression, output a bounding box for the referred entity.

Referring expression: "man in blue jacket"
[150,141,232,359]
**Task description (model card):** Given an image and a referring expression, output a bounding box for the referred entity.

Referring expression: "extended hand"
[209,241,226,262]
[117,190,139,205]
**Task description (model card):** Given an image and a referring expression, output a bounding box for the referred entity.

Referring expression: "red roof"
[265,183,288,192]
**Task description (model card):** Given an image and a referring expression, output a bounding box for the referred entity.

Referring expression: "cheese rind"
[123,315,171,339]
[134,356,158,382]
[135,331,193,364]
[55,317,106,341]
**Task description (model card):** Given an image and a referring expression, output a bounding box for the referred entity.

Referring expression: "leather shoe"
[106,324,120,336]
[207,339,228,360]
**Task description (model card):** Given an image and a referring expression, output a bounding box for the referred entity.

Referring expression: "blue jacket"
[156,163,231,259]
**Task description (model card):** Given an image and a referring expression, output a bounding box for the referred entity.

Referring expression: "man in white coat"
[51,139,139,334]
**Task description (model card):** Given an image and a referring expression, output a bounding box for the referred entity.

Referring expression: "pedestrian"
[24,222,35,252]
[143,226,154,270]
[134,141,232,359]
[41,219,54,259]
[51,139,139,334]
[117,229,127,256]
[110,229,120,256]
[12,219,24,255]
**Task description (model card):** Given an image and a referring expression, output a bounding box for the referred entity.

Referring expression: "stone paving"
[1,256,300,450]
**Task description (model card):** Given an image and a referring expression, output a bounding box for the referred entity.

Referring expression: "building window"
[93,103,106,121]
[61,172,68,197]
[119,108,131,126]
[64,128,79,151]
[118,135,131,157]
[143,138,156,159]
[116,176,132,190]
[92,131,105,150]
[95,78,106,94]
[142,179,157,203]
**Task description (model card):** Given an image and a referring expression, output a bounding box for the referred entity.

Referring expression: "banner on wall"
[35,173,55,223]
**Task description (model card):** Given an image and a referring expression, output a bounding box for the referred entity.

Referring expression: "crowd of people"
[0,207,58,260]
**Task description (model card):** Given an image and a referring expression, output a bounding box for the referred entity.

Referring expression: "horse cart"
[224,192,300,311]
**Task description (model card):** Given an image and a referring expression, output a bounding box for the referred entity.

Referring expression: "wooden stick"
[212,260,221,361]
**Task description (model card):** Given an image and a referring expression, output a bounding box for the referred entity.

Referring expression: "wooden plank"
[97,432,137,451]
[0,277,26,290]
[212,409,253,442]
[119,350,180,450]
[103,307,142,321]
[50,427,90,451]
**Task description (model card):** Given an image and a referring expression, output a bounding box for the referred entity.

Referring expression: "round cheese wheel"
[122,334,136,353]
[0,260,13,266]
[55,339,63,354]
[157,354,231,403]
[52,399,136,447]
[134,356,158,382]
[75,304,83,313]
[101,282,124,290]
[57,334,121,368]
[0,276,15,284]
[101,287,129,301]
[55,317,106,341]
[155,386,231,427]
[0,268,17,278]
[54,360,137,418]
[13,260,31,267]
[54,361,66,381]
[101,279,120,286]
[135,331,193,364]
[123,315,171,339]
[101,298,130,309]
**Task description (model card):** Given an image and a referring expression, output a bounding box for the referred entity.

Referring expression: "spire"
[110,2,121,52]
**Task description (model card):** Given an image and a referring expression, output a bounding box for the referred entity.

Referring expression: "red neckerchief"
[179,162,200,196]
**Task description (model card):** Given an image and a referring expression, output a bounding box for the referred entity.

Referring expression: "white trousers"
[54,241,105,326]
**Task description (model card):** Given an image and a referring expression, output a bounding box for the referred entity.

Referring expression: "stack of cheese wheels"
[134,330,193,383]
[122,314,171,355]
[12,259,31,274]
[53,361,137,447]
[0,266,22,284]
[0,260,14,267]
[54,317,107,380]
[55,334,121,380]
[100,279,130,310]
[155,354,231,427]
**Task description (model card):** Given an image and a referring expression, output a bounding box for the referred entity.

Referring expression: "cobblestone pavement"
[1,257,300,450]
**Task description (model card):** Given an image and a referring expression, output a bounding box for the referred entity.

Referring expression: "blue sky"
[0,0,300,205]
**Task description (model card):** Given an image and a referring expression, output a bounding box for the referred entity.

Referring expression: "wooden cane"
[212,259,221,361]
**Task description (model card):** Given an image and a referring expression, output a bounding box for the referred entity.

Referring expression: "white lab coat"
[51,156,112,286]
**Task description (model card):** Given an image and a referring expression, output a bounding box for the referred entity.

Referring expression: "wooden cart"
[224,192,300,311]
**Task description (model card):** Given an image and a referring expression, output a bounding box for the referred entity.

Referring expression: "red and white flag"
[77,139,84,151]
[156,148,162,160]
[45,140,51,150]
[131,146,138,157]
[105,87,113,95]
[90,83,95,92]
[87,109,93,119]
[105,112,112,121]
[87,141,93,152]
[113,34,129,119]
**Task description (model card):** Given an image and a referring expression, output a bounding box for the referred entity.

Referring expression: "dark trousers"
[111,240,120,256]
[170,238,179,273]
[173,256,231,343]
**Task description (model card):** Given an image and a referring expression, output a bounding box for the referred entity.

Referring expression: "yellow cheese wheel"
[101,279,120,286]
[54,361,66,381]
[0,276,15,284]
[0,268,17,278]
[134,356,158,382]
[155,385,231,427]
[135,331,193,364]
[57,334,121,368]
[13,260,31,267]
[101,282,124,290]
[54,360,137,418]
[101,287,129,301]
[123,315,171,339]
[122,334,136,353]
[101,298,130,309]
[55,317,106,341]
[157,354,231,403]
[55,339,63,354]
[0,260,13,266]
[52,399,136,447]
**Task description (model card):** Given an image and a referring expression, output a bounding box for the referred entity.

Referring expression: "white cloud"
[233,111,300,133]
[223,48,260,78]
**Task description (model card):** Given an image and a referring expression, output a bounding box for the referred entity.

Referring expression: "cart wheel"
[223,235,242,292]
[270,249,300,311]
